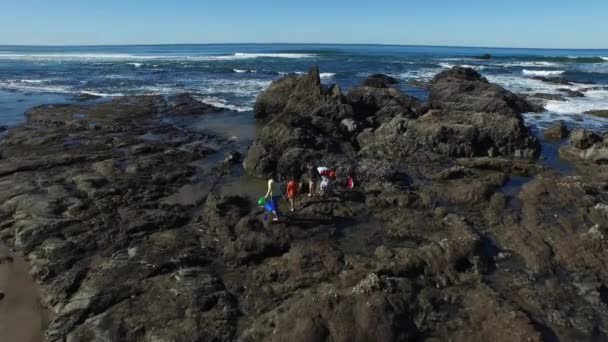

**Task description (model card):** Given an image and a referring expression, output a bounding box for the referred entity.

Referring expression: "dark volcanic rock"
[361,73,399,88]
[585,109,608,118]
[528,92,567,102]
[557,88,585,98]
[473,53,492,60]
[559,128,608,167]
[253,66,351,121]
[532,76,573,85]
[358,109,540,159]
[543,120,570,140]
[6,67,608,342]
[430,67,542,116]
[0,95,243,341]
[569,128,602,150]
[245,66,422,179]
[346,85,421,120]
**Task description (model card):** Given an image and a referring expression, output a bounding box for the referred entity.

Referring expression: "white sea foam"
[19,79,45,84]
[233,68,257,73]
[602,57,608,61]
[499,61,560,67]
[127,62,143,67]
[79,90,124,97]
[522,69,565,77]
[320,72,336,79]
[232,52,315,59]
[544,89,608,114]
[0,80,73,94]
[439,63,485,70]
[193,95,252,112]
[398,68,441,81]
[0,52,317,62]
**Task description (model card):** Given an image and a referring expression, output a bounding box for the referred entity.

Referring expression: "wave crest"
[522,69,565,77]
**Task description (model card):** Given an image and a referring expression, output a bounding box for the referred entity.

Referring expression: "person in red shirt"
[286,176,298,212]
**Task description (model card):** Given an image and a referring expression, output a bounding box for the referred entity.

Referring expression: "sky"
[0,0,607,49]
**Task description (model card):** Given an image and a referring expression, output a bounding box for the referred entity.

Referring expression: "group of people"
[257,163,355,223]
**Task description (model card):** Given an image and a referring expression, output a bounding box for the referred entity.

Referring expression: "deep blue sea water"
[1,44,608,132]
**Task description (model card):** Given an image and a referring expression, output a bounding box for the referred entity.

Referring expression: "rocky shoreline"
[1,66,608,341]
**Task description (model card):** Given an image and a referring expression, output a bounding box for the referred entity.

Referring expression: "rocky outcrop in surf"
[245,66,540,180]
[429,67,543,116]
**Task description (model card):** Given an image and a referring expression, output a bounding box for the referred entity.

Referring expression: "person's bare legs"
[308,180,315,197]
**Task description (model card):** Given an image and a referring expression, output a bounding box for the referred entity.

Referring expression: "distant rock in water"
[531,76,573,85]
[543,120,570,140]
[361,74,399,88]
[429,67,543,115]
[557,88,585,98]
[584,109,608,118]
[473,53,492,60]
[528,93,567,102]
[74,92,102,101]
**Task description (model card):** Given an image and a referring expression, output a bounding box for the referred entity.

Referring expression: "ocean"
[1,44,608,131]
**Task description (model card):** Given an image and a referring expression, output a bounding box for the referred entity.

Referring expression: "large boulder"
[543,120,570,140]
[346,85,421,120]
[253,66,351,121]
[358,110,540,159]
[559,128,608,165]
[430,67,542,116]
[361,73,399,88]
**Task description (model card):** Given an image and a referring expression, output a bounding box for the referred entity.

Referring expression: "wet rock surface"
[543,120,570,140]
[2,68,608,341]
[430,67,543,116]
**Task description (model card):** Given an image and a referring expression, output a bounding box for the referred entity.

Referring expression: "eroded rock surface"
[2,67,608,341]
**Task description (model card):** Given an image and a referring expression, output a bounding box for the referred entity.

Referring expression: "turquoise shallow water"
[0,44,608,130]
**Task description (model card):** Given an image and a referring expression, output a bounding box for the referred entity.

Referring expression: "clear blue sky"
[1,0,606,48]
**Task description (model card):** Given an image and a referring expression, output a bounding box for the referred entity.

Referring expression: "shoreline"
[0,243,51,342]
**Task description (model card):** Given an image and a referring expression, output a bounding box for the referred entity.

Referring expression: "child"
[286,176,298,212]
[258,196,280,222]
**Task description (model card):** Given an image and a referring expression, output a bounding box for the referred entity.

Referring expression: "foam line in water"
[439,62,485,70]
[522,69,565,76]
[0,52,317,61]
[193,95,252,112]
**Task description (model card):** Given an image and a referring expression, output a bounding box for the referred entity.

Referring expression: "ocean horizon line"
[0,42,607,51]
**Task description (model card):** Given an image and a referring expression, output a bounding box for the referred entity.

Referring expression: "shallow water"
[0,244,49,342]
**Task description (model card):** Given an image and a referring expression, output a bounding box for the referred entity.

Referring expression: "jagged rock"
[543,120,570,140]
[532,76,572,85]
[559,128,608,165]
[585,109,608,118]
[430,67,542,115]
[346,85,421,120]
[253,66,350,121]
[569,129,602,150]
[473,53,492,60]
[358,110,540,159]
[557,88,585,98]
[362,74,399,88]
[529,92,567,101]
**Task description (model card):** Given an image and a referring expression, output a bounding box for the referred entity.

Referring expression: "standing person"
[307,163,320,197]
[286,176,298,212]
[265,175,280,199]
[261,174,282,222]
